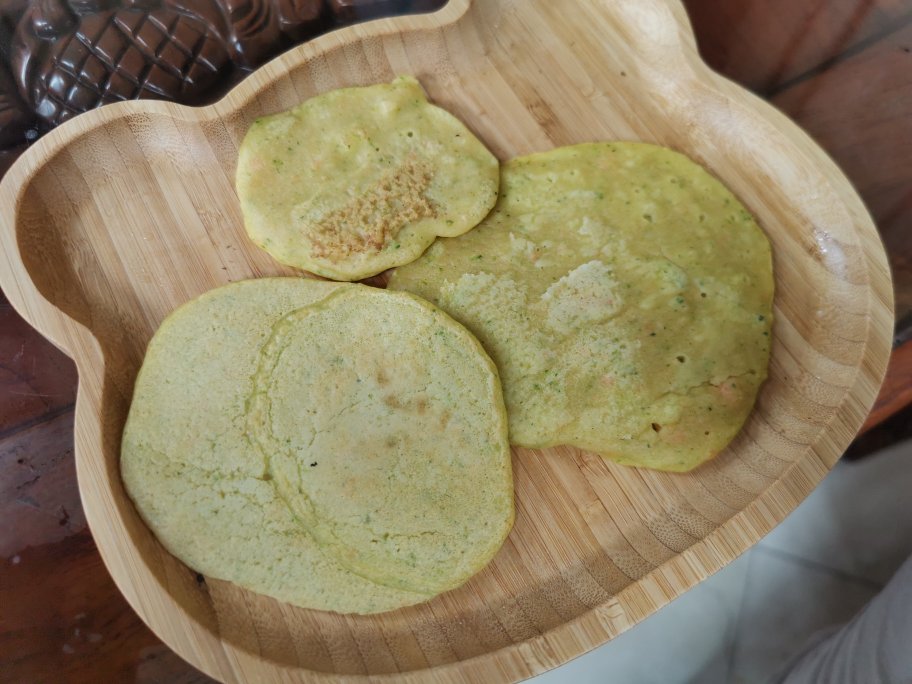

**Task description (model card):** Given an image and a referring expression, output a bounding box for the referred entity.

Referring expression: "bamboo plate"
[0,0,895,681]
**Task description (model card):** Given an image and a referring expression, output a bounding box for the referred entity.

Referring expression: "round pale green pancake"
[236,76,500,281]
[389,142,774,472]
[247,287,513,594]
[121,278,513,613]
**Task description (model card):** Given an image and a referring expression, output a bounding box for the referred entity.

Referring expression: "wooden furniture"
[0,0,907,681]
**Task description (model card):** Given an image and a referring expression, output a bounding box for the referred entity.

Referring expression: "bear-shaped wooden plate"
[0,0,894,681]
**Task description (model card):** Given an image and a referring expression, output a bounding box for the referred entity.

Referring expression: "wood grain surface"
[0,0,903,682]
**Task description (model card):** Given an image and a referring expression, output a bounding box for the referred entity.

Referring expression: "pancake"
[247,286,514,594]
[235,76,500,281]
[121,278,513,613]
[389,142,774,472]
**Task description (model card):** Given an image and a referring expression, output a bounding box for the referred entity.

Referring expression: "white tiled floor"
[533,438,912,684]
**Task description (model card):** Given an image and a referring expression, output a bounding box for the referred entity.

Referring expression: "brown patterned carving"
[408,0,447,12]
[328,0,408,22]
[0,62,34,147]
[220,0,324,67]
[276,0,325,39]
[12,0,232,125]
[0,0,390,152]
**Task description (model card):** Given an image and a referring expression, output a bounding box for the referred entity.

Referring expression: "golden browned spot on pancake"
[310,158,437,261]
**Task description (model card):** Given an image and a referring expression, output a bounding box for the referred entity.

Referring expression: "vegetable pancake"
[247,286,514,594]
[389,142,774,472]
[121,278,513,613]
[236,76,500,280]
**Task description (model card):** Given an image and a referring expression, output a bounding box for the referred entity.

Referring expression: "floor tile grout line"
[755,544,885,591]
[0,403,76,443]
[763,9,912,98]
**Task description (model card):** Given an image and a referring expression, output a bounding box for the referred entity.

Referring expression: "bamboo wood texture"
[0,0,895,681]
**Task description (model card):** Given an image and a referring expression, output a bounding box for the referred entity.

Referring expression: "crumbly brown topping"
[309,158,437,261]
